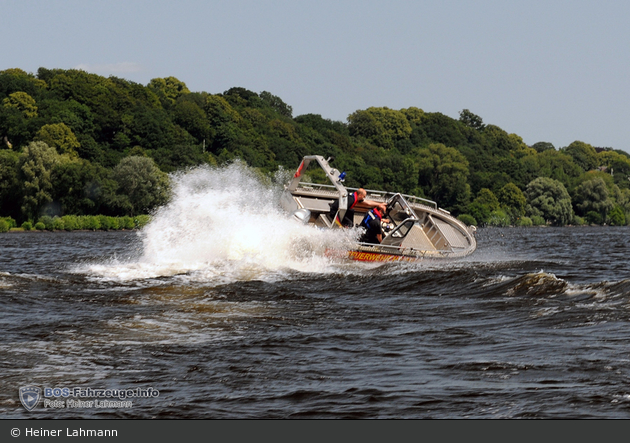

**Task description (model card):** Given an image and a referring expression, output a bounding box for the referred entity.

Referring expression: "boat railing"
[296,182,438,210]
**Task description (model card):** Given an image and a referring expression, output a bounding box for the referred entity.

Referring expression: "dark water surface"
[2,227,630,418]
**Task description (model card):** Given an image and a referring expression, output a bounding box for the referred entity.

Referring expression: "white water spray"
[86,162,361,282]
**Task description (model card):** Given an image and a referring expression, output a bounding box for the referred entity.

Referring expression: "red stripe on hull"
[325,249,420,262]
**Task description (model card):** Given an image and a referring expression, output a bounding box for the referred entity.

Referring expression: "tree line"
[1,67,630,228]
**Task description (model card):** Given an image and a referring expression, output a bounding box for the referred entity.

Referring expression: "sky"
[3,0,630,152]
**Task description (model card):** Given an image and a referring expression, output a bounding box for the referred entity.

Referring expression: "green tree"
[391,156,419,194]
[525,177,574,226]
[459,109,485,130]
[529,149,583,189]
[474,188,500,210]
[2,91,38,118]
[111,156,170,215]
[497,182,527,219]
[0,149,20,219]
[0,68,47,97]
[416,143,470,212]
[417,112,467,148]
[598,150,630,189]
[468,188,500,225]
[204,95,241,126]
[19,141,60,219]
[173,98,214,144]
[573,177,613,220]
[482,125,534,157]
[51,158,116,215]
[400,107,425,126]
[585,211,602,225]
[0,91,39,149]
[531,141,555,153]
[487,208,510,227]
[562,141,598,172]
[608,205,626,226]
[35,123,81,157]
[259,91,293,118]
[348,107,412,149]
[148,76,190,105]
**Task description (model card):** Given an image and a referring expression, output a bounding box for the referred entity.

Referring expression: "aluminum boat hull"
[281,155,477,262]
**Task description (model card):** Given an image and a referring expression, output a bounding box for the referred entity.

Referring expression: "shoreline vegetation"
[2,68,630,229]
[1,214,622,234]
[0,215,150,233]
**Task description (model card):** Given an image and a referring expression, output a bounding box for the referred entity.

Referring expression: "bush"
[514,216,533,227]
[1,217,16,228]
[98,215,111,231]
[75,216,88,230]
[108,217,120,230]
[38,215,55,231]
[608,206,626,226]
[572,216,585,226]
[61,215,79,231]
[52,217,65,231]
[457,214,477,226]
[0,219,9,233]
[531,215,546,226]
[585,211,602,225]
[487,209,510,227]
[134,215,151,228]
[121,216,135,230]
[82,216,101,231]
[16,215,146,232]
[468,201,492,225]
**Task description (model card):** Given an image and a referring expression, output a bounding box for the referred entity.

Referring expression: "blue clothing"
[360,208,384,244]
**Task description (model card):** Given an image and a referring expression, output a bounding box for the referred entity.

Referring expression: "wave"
[73,163,630,300]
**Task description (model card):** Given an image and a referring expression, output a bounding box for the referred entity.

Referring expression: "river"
[2,165,630,418]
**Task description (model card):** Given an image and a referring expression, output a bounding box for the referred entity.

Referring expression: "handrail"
[296,182,438,209]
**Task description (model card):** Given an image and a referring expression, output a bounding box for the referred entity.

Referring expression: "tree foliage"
[3,91,38,118]
[562,141,598,172]
[148,76,190,105]
[416,143,470,212]
[35,123,80,157]
[497,182,527,217]
[525,177,574,226]
[348,107,412,149]
[19,141,60,219]
[0,67,627,226]
[111,156,170,215]
[573,177,613,220]
[468,188,499,225]
[459,109,485,130]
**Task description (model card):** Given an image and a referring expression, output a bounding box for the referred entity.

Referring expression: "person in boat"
[359,205,390,244]
[329,188,383,228]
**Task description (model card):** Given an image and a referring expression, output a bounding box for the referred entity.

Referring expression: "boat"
[280,155,477,262]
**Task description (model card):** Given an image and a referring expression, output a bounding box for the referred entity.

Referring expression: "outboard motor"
[292,208,311,224]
